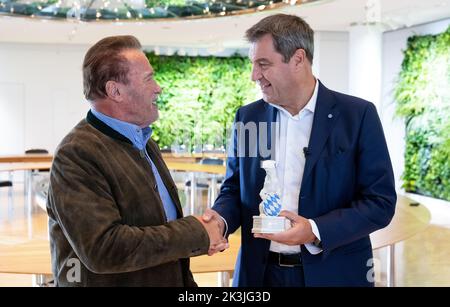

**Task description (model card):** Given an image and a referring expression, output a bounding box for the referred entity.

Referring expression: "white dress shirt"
[268,79,322,255]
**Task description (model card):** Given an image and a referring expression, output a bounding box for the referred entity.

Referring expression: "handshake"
[195,209,229,256]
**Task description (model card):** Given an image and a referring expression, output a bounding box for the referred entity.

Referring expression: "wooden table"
[0,195,429,287]
[0,163,52,172]
[0,153,226,164]
[0,154,53,163]
[370,195,431,286]
[0,162,224,175]
[166,162,225,175]
[0,239,51,275]
[162,152,226,164]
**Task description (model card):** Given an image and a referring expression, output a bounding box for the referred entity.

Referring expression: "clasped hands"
[196,208,228,256]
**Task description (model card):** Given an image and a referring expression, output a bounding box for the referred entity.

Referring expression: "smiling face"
[119,49,162,127]
[249,34,299,108]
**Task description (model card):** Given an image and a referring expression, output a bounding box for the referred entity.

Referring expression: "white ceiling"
[0,0,449,48]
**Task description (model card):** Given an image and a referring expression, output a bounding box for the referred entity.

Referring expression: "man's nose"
[251,65,261,82]
[155,83,162,94]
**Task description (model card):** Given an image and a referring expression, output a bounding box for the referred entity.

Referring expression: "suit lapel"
[265,103,278,161]
[302,81,340,184]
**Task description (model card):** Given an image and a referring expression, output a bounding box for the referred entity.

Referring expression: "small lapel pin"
[328,113,333,119]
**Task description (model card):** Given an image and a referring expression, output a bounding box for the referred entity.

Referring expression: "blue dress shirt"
[91,108,178,221]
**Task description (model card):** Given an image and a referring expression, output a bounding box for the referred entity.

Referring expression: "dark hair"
[82,35,142,101]
[245,14,314,64]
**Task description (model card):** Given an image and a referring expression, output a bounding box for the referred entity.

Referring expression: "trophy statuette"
[252,160,290,233]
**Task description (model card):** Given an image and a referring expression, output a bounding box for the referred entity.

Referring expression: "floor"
[0,175,449,287]
[386,193,450,286]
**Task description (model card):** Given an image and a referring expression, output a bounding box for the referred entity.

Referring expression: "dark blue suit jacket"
[213,81,396,287]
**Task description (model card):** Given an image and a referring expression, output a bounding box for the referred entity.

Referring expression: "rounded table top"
[370,195,431,249]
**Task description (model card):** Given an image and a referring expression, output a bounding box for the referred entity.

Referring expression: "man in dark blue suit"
[203,14,396,286]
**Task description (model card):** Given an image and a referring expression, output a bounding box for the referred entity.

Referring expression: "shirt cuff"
[217,214,229,237]
[304,219,323,255]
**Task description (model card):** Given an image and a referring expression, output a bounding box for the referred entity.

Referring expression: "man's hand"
[196,209,228,256]
[202,209,225,235]
[253,210,316,245]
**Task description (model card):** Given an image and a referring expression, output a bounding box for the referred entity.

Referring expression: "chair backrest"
[0,181,13,187]
[202,149,225,154]
[25,149,50,172]
[25,149,49,154]
[200,158,224,166]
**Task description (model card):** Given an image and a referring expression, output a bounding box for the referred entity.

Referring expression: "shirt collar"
[90,108,152,150]
[269,78,319,119]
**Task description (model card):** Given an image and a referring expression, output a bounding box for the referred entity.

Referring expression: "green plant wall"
[395,26,450,201]
[146,53,259,151]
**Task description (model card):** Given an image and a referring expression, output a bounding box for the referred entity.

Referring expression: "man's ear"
[292,48,307,69]
[105,80,122,101]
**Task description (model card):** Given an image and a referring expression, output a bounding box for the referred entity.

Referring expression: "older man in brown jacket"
[47,35,227,286]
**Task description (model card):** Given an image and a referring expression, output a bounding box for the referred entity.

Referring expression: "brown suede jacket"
[46,111,209,286]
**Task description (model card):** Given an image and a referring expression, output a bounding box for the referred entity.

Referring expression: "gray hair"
[245,14,314,64]
[83,35,142,101]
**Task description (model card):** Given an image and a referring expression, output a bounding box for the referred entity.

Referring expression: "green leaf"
[147,52,259,151]
[395,26,450,201]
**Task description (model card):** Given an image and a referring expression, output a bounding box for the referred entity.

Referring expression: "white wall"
[313,31,349,94]
[0,31,350,154]
[0,43,90,154]
[381,18,450,191]
[0,82,25,154]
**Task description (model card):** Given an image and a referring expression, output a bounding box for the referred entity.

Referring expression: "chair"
[25,148,50,172]
[200,158,224,166]
[0,180,14,212]
[34,177,49,212]
[184,176,210,216]
[184,158,224,215]
[1,168,14,191]
[25,149,49,154]
[199,158,224,208]
[23,149,50,208]
[0,181,12,188]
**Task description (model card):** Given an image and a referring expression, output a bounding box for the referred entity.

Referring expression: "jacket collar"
[86,110,132,145]
[302,80,340,182]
